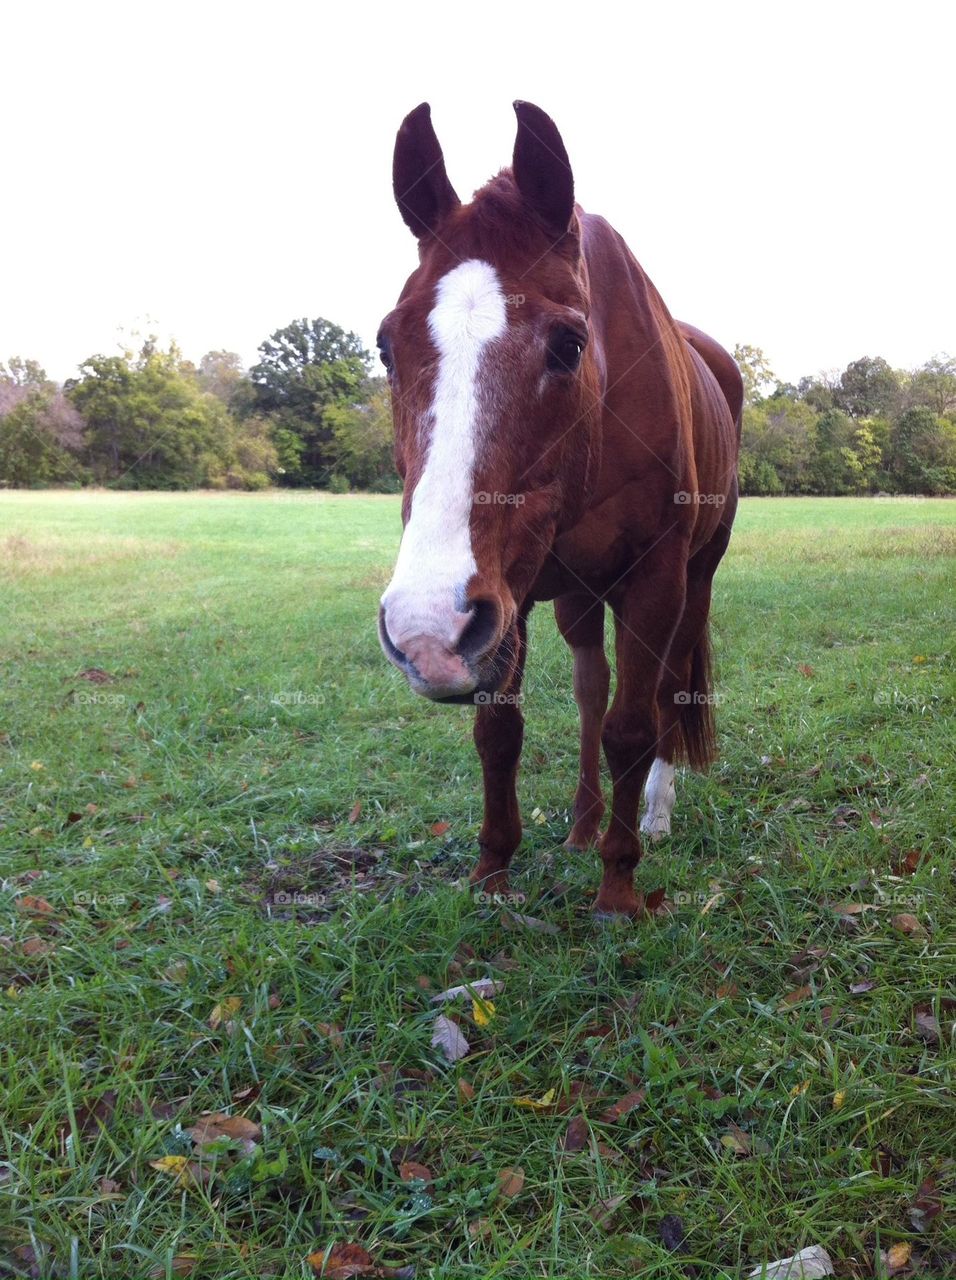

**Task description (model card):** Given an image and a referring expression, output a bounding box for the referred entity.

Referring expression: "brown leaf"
[914,1009,941,1046]
[497,1166,525,1197]
[317,1021,345,1049]
[797,663,815,678]
[97,1176,123,1195]
[595,1194,626,1228]
[429,821,450,836]
[208,996,241,1030]
[78,667,114,683]
[16,895,55,916]
[457,1078,475,1102]
[347,801,362,824]
[399,1160,433,1184]
[21,936,53,957]
[66,811,84,824]
[189,1112,261,1149]
[779,985,812,1009]
[831,901,877,916]
[307,1242,375,1278]
[562,1115,589,1152]
[600,1089,646,1123]
[716,982,738,999]
[910,1175,942,1231]
[898,848,923,874]
[149,1257,197,1279]
[892,912,926,937]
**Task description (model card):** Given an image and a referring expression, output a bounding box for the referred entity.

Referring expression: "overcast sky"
[3,1,953,386]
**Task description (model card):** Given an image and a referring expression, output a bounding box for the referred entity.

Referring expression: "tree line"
[1,322,954,494]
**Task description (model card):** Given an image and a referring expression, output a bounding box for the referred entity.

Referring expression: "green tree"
[835,356,900,419]
[888,407,956,493]
[905,355,956,417]
[325,380,396,490]
[250,318,371,486]
[68,343,263,489]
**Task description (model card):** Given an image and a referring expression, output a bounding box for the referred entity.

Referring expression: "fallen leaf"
[832,1091,846,1110]
[514,1088,556,1110]
[430,978,504,1005]
[831,901,877,916]
[149,1257,197,1279]
[659,1213,687,1253]
[471,997,495,1027]
[910,1175,942,1231]
[429,821,450,836]
[431,1014,469,1062]
[914,1009,941,1046]
[899,848,923,874]
[16,895,54,916]
[882,1242,912,1275]
[595,1194,626,1228]
[307,1242,375,1278]
[797,663,815,678]
[645,887,666,913]
[189,1112,261,1150]
[790,1080,810,1097]
[892,912,926,937]
[208,996,241,1030]
[21,936,52,957]
[468,1219,492,1241]
[149,1156,196,1188]
[746,1244,834,1278]
[317,1022,345,1049]
[204,878,221,894]
[457,1079,475,1102]
[721,1123,753,1156]
[98,1176,123,1195]
[347,801,362,824]
[561,1115,589,1152]
[399,1160,432,1184]
[600,1090,645,1123]
[497,1166,524,1197]
[779,985,812,1009]
[849,979,876,994]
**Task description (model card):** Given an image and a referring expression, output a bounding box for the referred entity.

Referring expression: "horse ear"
[512,101,575,237]
[393,103,460,239]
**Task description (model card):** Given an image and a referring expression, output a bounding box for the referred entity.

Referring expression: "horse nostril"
[379,606,408,667]
[456,597,501,664]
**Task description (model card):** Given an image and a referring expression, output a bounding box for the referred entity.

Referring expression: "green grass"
[1,491,954,1279]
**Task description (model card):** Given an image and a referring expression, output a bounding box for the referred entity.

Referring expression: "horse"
[376,101,742,918]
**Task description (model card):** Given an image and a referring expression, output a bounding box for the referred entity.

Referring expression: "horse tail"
[672,623,718,772]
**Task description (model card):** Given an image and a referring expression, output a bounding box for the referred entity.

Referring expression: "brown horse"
[377,102,742,918]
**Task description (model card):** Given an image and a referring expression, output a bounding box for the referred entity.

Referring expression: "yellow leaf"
[209,996,241,1030]
[886,1242,912,1271]
[472,997,495,1027]
[790,1080,810,1097]
[205,879,221,894]
[6,985,19,1000]
[514,1088,555,1110]
[30,761,45,771]
[832,1090,846,1110]
[149,1156,193,1187]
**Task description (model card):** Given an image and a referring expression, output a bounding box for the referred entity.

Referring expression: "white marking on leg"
[641,758,676,839]
[381,259,507,652]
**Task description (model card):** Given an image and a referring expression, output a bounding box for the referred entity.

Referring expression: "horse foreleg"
[555,592,610,850]
[469,611,528,895]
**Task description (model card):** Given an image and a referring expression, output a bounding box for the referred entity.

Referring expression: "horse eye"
[377,336,393,373]
[546,329,586,374]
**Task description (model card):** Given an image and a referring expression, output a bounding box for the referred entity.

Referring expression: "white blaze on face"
[382,259,507,656]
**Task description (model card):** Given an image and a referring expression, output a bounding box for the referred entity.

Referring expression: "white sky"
[2,0,953,386]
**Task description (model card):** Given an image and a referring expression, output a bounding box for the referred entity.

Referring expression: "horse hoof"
[639,812,671,840]
[565,827,600,852]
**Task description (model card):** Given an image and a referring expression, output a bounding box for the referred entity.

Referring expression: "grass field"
[1,490,954,1280]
